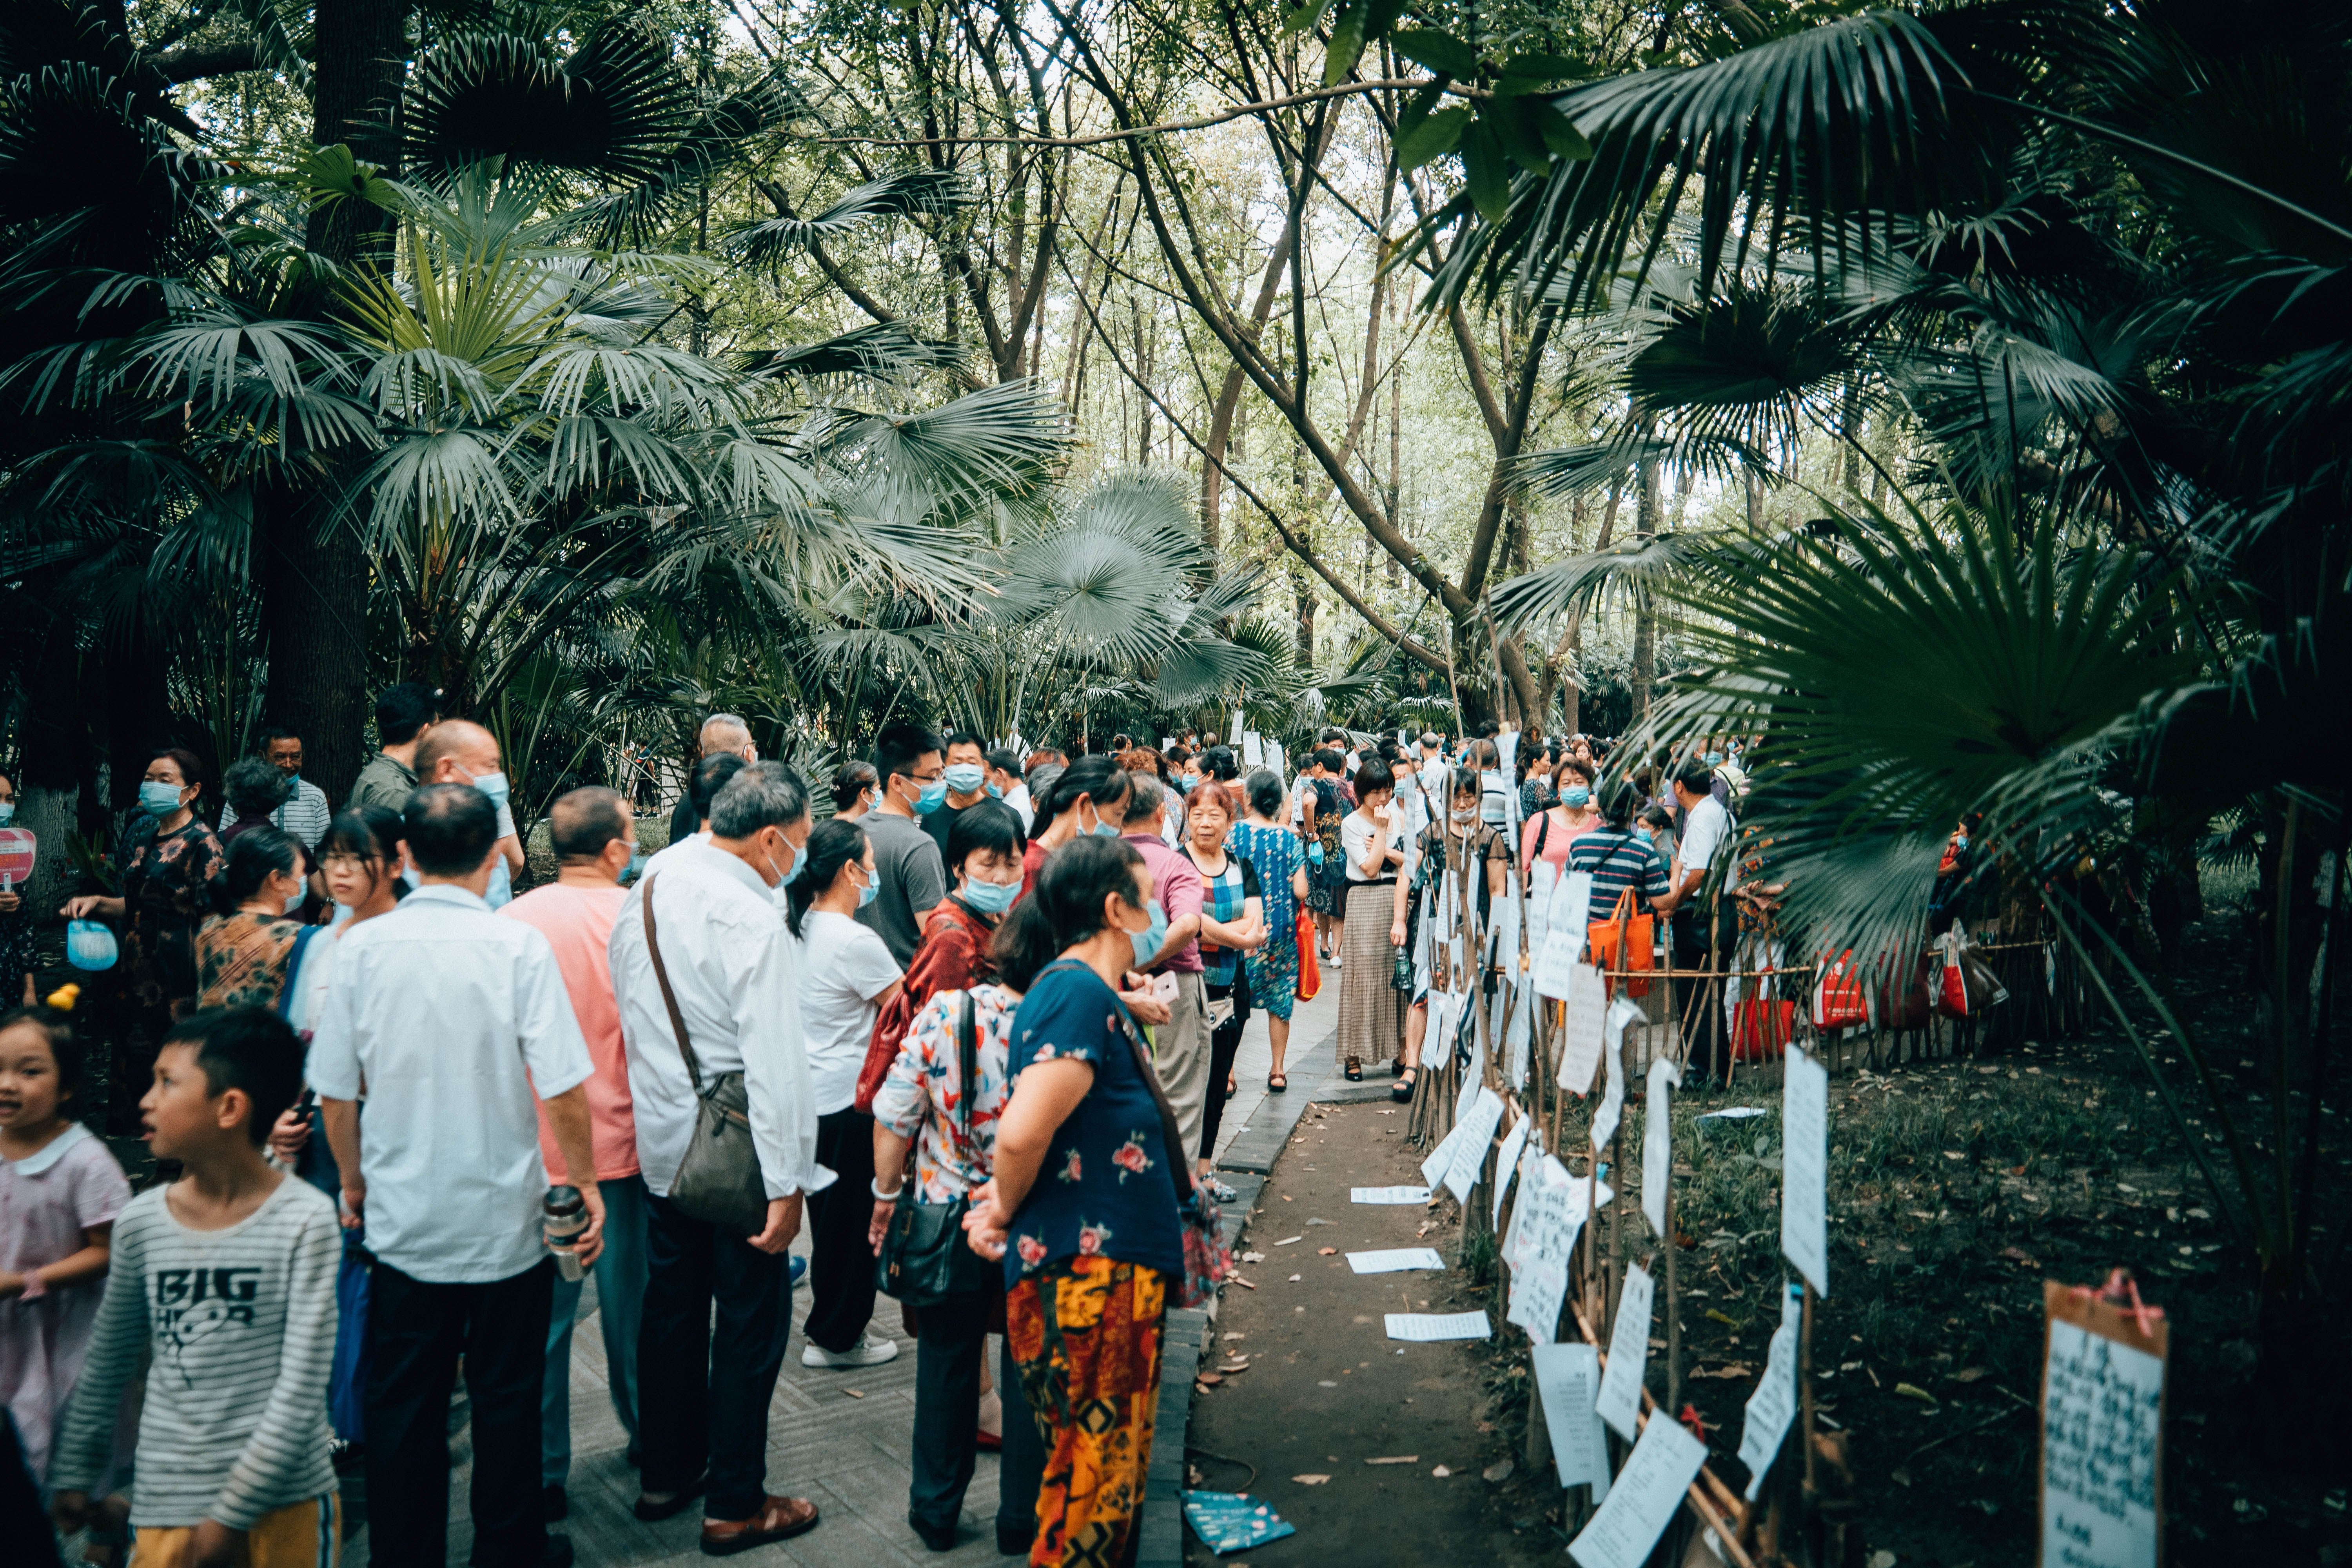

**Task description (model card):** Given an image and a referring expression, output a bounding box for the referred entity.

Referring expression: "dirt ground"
[1186,909,2352,1566]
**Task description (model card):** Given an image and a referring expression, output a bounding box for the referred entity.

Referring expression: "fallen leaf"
[1292,1474,1332,1486]
[1706,1309,1743,1327]
[1229,1275,1256,1289]
[1894,1382,1940,1407]
[1319,1247,1338,1256]
[1691,1364,1754,1379]
[1196,1373,1223,1386]
[2000,1247,2039,1267]
[1219,1361,1253,1374]
[844,1390,864,1399]
[1365,1455,1419,1465]
[1890,1467,1913,1488]
[1432,1465,1453,1478]
[1952,1367,1989,1383]
[1306,1217,1334,1226]
[1289,1273,1303,1281]
[1483,1459,1515,1483]
[1241,1252,1266,1263]
[1222,1332,1247,1340]
[1275,1236,1304,1246]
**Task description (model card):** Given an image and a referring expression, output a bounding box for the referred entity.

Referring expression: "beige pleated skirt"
[1338,880,1406,1067]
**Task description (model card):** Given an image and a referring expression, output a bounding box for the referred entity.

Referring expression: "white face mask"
[282,880,307,915]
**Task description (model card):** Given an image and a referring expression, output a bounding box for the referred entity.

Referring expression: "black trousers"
[1197,970,1252,1160]
[365,1258,552,1568]
[805,1107,880,1352]
[1674,909,1730,1082]
[907,1297,1045,1539]
[638,1191,792,1522]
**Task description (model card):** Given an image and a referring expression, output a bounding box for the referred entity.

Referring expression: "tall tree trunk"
[1633,452,1661,720]
[276,0,412,802]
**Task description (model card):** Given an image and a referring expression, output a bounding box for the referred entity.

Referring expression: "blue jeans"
[541,1174,649,1487]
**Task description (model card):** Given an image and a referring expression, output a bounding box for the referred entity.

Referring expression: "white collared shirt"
[609,840,832,1202]
[309,884,594,1283]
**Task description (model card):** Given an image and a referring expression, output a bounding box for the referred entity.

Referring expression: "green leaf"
[1529,100,1594,162]
[297,144,401,211]
[1396,81,1446,141]
[1282,0,1328,34]
[1392,27,1478,78]
[1460,120,1512,223]
[1499,52,1581,81]
[1396,105,1471,174]
[1497,100,1557,176]
[1325,1,1369,86]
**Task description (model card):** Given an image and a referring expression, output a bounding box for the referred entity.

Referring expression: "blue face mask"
[624,847,648,884]
[1129,898,1169,968]
[962,875,1019,915]
[914,777,947,814]
[985,782,1004,800]
[138,780,185,816]
[1705,752,1724,768]
[469,769,512,811]
[772,836,804,889]
[1085,801,1123,837]
[854,863,879,907]
[1563,786,1591,807]
[0,803,13,825]
[943,763,985,797]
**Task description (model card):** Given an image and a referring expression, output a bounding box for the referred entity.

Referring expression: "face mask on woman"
[138,780,184,816]
[1563,786,1591,808]
[853,863,879,907]
[1128,898,1169,968]
[1450,806,1479,829]
[1083,801,1122,837]
[281,880,307,915]
[963,875,1019,915]
[0,802,14,825]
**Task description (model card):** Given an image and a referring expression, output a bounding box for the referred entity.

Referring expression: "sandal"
[1391,1069,1417,1103]
[1267,1072,1288,1093]
[1391,1056,1407,1077]
[1345,1056,1363,1082]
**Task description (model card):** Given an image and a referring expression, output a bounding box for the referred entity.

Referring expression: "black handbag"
[875,991,998,1307]
[643,875,769,1239]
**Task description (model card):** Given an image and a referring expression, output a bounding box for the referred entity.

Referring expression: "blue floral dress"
[1003,960,1186,1288]
[1227,822,1303,1020]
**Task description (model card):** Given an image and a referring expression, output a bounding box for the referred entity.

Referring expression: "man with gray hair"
[668,712,758,846]
[1119,771,1212,1154]
[608,760,832,1552]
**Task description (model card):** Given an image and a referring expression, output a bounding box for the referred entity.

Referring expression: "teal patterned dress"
[1228,822,1302,1020]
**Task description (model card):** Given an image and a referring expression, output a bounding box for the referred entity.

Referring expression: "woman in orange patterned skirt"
[964,836,1188,1565]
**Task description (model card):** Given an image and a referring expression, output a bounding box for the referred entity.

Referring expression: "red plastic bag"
[1733,998,1796,1062]
[1812,950,1868,1030]
[1295,910,1322,1001]
[1875,952,1933,1031]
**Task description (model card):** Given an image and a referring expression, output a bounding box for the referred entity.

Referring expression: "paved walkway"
[338,965,1346,1567]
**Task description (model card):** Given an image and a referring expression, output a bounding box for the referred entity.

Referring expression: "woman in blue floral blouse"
[963,833,1187,1567]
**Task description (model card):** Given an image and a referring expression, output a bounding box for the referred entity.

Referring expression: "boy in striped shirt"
[51,1007,340,1568]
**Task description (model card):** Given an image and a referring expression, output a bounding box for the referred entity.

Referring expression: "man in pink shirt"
[1118,773,1213,1155]
[501,786,646,1520]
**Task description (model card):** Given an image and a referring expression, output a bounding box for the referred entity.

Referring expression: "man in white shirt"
[986,746,1032,831]
[414,719,528,909]
[1417,733,1451,822]
[607,761,831,1553]
[314,783,604,1568]
[1668,757,1734,1082]
[216,726,333,846]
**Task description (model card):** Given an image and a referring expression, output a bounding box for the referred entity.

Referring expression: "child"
[48,1007,340,1566]
[0,989,131,1486]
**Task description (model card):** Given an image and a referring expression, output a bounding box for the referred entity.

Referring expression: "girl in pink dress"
[0,992,129,1487]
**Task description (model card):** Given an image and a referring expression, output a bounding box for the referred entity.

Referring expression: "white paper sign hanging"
[1593,1261,1655,1442]
[1556,962,1608,1088]
[1781,1047,1831,1298]
[1532,1342,1612,1501]
[1737,1283,1804,1500]
[1590,997,1641,1153]
[1642,1056,1681,1240]
[1567,1412,1708,1568]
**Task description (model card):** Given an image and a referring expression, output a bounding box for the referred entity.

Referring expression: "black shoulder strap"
[641,875,704,1093]
[956,990,978,1137]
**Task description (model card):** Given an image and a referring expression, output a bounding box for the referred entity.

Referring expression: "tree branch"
[149,42,260,83]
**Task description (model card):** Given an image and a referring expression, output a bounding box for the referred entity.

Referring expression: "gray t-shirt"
[50,1177,340,1528]
[855,810,947,966]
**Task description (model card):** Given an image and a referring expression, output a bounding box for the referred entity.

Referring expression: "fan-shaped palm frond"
[402,24,697,182]
[728,171,973,270]
[736,321,966,383]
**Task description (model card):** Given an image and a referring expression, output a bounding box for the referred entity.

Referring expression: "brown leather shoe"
[701,1495,820,1555]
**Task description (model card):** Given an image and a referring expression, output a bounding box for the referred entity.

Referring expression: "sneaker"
[800,1333,900,1369]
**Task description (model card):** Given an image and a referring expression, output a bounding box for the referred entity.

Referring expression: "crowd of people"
[0,692,1769,1568]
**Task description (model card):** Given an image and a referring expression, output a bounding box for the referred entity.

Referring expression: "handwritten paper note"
[1532,1342,1612,1501]
[1556,962,1608,1089]
[1780,1047,1830,1298]
[1385,1311,1492,1342]
[1489,880,1521,966]
[1567,1412,1707,1568]
[1554,867,1595,943]
[1642,1057,1681,1240]
[1347,1247,1446,1274]
[2040,1283,2166,1568]
[1241,732,1263,766]
[1228,709,1243,745]
[1505,1157,1579,1343]
[1445,1085,1508,1205]
[1420,1120,1468,1194]
[1594,1262,1655,1441]
[1506,985,1533,1090]
[1590,997,1642,1153]
[1737,1283,1804,1500]
[1529,859,1557,954]
[1492,1111,1532,1228]
[1352,1186,1432,1205]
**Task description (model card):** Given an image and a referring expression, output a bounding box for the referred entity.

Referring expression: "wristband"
[871,1177,904,1201]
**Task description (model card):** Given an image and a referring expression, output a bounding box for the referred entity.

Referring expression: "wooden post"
[1665,1165,1681,1418]
[1800,1281,1819,1503]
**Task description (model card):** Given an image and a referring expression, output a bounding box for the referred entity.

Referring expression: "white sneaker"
[801,1333,900,1369]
